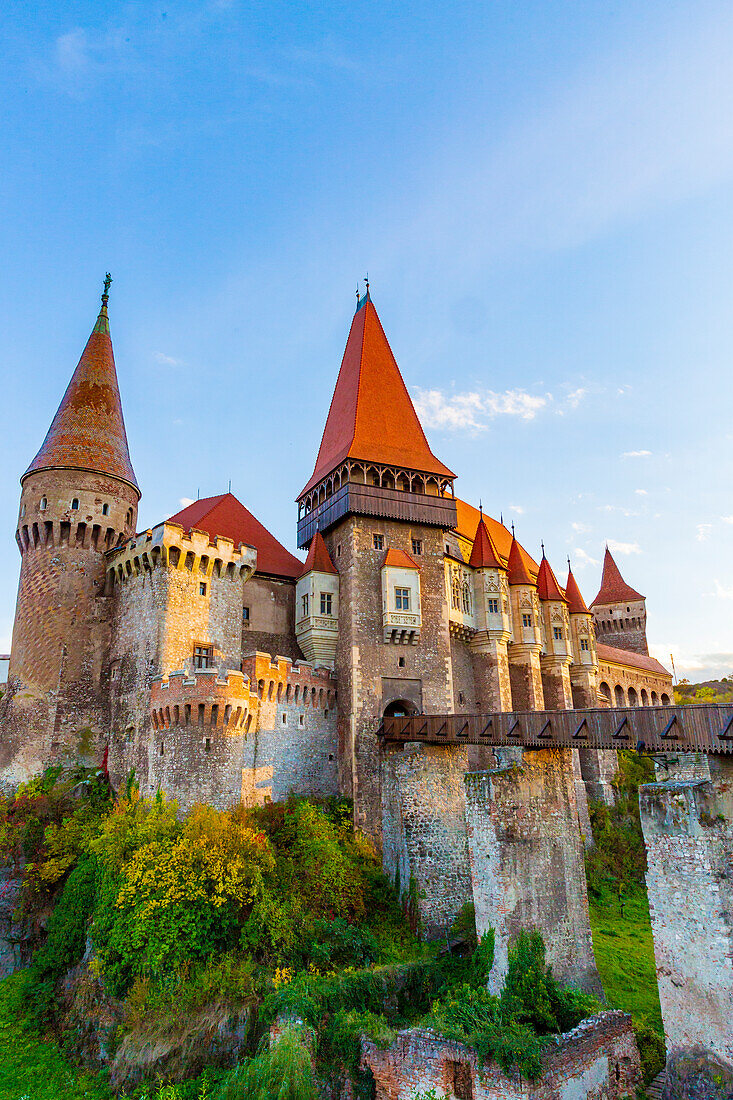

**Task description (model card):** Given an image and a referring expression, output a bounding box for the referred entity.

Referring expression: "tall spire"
[507,535,534,586]
[592,547,644,605]
[22,277,139,495]
[299,295,454,497]
[537,554,566,602]
[565,567,590,614]
[469,514,504,569]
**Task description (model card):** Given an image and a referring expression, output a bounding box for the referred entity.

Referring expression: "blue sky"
[2,0,733,680]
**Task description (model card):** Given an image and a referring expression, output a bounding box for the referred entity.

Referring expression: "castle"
[0,282,672,834]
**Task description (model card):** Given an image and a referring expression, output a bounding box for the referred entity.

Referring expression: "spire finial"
[356,283,360,306]
[479,499,483,518]
[567,555,571,571]
[511,521,515,538]
[541,540,545,558]
[102,272,112,303]
[365,272,370,296]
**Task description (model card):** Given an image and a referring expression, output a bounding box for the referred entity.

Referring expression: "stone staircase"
[646,1070,666,1099]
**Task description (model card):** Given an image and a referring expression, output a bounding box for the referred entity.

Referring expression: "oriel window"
[395,587,410,610]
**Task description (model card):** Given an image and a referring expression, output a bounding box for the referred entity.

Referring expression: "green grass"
[0,975,113,1100]
[589,886,662,1033]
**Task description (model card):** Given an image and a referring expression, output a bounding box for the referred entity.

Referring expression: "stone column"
[639,757,733,1062]
[507,643,544,711]
[469,632,512,712]
[570,665,598,709]
[464,748,602,995]
[577,748,618,806]
[540,654,573,710]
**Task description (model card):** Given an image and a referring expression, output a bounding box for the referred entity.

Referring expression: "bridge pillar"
[464,747,602,995]
[640,756,733,1062]
[540,654,573,710]
[507,643,544,711]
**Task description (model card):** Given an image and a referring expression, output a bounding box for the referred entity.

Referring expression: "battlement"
[107,521,257,585]
[242,651,337,708]
[150,668,258,730]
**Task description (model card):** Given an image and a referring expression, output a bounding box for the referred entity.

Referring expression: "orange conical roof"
[592,547,644,605]
[299,295,455,497]
[469,514,504,569]
[565,567,589,614]
[23,287,139,495]
[537,554,566,602]
[301,530,337,576]
[507,536,534,586]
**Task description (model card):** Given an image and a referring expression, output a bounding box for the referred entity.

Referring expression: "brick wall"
[640,757,733,1061]
[362,1011,641,1099]
[464,749,601,994]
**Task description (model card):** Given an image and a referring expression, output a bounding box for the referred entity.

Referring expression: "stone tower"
[296,291,457,835]
[590,547,648,656]
[0,280,139,782]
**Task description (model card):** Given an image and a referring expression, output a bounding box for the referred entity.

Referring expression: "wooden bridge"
[378,704,733,755]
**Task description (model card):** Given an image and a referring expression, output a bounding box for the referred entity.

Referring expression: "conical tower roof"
[592,547,644,605]
[469,514,504,569]
[537,554,566,602]
[23,282,139,495]
[299,294,455,497]
[507,535,534,585]
[301,529,337,577]
[565,567,590,614]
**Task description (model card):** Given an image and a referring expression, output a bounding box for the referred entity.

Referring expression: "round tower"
[2,278,140,778]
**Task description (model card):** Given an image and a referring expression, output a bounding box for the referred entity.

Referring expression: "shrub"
[211,1027,316,1100]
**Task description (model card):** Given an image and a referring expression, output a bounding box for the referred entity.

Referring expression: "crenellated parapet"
[242,651,337,710]
[107,521,257,586]
[150,668,258,731]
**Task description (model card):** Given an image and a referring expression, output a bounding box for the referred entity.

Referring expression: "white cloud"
[509,504,525,515]
[713,580,733,600]
[621,450,652,459]
[607,539,641,555]
[572,547,599,568]
[721,516,733,524]
[155,351,182,365]
[696,523,713,542]
[179,497,195,508]
[571,521,590,533]
[412,387,550,432]
[634,489,648,496]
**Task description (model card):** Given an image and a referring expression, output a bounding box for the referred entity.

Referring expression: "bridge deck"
[379,704,733,755]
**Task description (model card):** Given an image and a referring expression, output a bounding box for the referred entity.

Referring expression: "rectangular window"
[301,593,309,617]
[553,626,563,640]
[320,592,333,616]
[199,581,207,596]
[282,713,287,725]
[204,737,211,753]
[487,598,499,614]
[522,613,532,628]
[299,714,304,727]
[193,644,213,669]
[395,587,410,610]
[242,606,250,622]
[373,533,384,550]
[411,538,423,556]
[580,638,589,652]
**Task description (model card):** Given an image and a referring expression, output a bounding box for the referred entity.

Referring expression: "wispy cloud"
[712,580,733,600]
[572,547,599,568]
[179,497,195,508]
[634,489,648,496]
[571,521,590,533]
[509,504,525,515]
[607,539,641,555]
[621,450,652,459]
[155,351,183,366]
[722,516,733,525]
[696,523,713,542]
[412,387,550,431]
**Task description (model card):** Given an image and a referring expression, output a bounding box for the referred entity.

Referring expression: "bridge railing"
[378,704,733,754]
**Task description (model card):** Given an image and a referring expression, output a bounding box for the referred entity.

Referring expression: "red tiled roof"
[507,536,535,586]
[537,555,566,602]
[454,500,539,580]
[565,568,590,614]
[168,493,303,579]
[23,299,139,494]
[596,643,670,678]
[468,516,504,569]
[299,296,455,497]
[301,530,337,576]
[592,548,644,606]
[383,547,420,570]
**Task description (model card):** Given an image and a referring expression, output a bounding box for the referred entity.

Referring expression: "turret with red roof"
[590,547,648,656]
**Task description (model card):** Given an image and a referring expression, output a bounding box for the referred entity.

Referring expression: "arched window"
[39,497,47,511]
[462,579,472,614]
[651,691,659,705]
[641,689,649,706]
[126,508,133,526]
[599,682,612,706]
[614,684,626,707]
[102,503,109,516]
[627,686,638,707]
[71,498,79,510]
[661,693,671,706]
[451,574,461,610]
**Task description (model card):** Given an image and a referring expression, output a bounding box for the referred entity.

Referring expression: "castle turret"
[506,535,544,709]
[565,565,599,708]
[537,551,572,709]
[468,514,512,710]
[591,547,648,656]
[2,278,140,780]
[295,530,339,668]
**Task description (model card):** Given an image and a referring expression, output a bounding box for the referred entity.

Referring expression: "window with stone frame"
[487,597,499,614]
[522,613,532,628]
[462,578,472,614]
[451,573,461,610]
[373,533,384,550]
[411,537,423,556]
[302,593,309,618]
[193,644,213,669]
[553,626,563,640]
[580,638,589,651]
[320,591,333,616]
[395,586,410,610]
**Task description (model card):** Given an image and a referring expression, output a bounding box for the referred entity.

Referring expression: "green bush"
[211,1027,316,1100]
